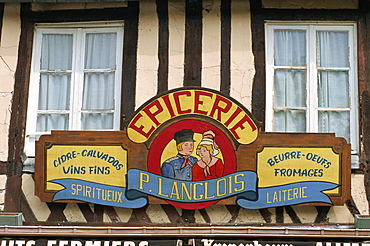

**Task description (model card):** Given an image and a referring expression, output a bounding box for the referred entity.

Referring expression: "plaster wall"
[230,0,254,109]
[0,3,20,162]
[136,0,159,109]
[136,0,254,109]
[168,0,186,90]
[201,0,221,91]
[0,3,22,212]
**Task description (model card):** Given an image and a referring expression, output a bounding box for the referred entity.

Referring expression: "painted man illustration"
[161,129,198,180]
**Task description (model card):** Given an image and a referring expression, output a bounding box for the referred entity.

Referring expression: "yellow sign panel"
[127,89,258,144]
[257,147,340,195]
[46,145,127,191]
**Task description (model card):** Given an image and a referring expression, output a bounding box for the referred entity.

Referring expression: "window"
[26,22,124,156]
[265,23,358,166]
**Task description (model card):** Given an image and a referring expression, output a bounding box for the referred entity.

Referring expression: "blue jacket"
[161,154,198,181]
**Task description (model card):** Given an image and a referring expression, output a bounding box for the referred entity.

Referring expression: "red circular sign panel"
[147,119,236,209]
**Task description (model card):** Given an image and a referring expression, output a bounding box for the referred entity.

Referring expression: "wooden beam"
[156,0,169,94]
[184,0,202,86]
[5,4,33,212]
[220,0,231,95]
[121,1,139,123]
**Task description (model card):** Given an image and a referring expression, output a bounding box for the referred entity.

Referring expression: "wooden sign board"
[35,87,351,209]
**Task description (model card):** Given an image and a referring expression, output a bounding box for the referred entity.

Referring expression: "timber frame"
[6,2,140,212]
[3,0,368,225]
[250,0,370,217]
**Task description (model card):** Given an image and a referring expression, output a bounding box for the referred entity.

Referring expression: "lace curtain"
[37,32,117,131]
[273,29,350,142]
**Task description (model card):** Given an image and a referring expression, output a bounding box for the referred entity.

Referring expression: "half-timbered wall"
[0,0,368,225]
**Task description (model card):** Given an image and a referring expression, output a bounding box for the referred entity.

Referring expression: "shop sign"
[194,240,366,246]
[35,87,351,209]
[0,240,367,246]
[0,240,176,246]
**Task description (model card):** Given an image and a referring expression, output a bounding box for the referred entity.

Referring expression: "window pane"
[82,72,115,110]
[41,34,73,70]
[274,70,306,107]
[274,109,306,132]
[274,30,306,66]
[318,71,349,108]
[81,113,113,130]
[317,31,349,67]
[318,111,350,142]
[39,74,71,110]
[36,114,69,132]
[85,33,117,69]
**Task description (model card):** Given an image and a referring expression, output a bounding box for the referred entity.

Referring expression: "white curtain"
[274,30,306,66]
[273,29,351,142]
[37,34,72,132]
[37,32,118,132]
[317,31,350,142]
[273,30,306,132]
[82,33,117,130]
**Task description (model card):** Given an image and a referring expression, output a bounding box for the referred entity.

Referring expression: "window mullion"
[308,25,318,133]
[114,28,124,130]
[265,25,275,132]
[71,28,84,130]
[349,26,359,154]
[26,30,44,137]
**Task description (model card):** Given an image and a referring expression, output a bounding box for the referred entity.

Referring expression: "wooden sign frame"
[34,87,351,209]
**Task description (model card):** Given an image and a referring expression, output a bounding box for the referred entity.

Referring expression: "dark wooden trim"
[220,0,231,95]
[121,1,139,124]
[314,206,330,223]
[77,203,94,222]
[46,203,67,222]
[128,205,152,224]
[250,0,266,126]
[358,16,366,169]
[94,204,104,222]
[259,208,272,223]
[156,0,169,94]
[105,206,121,223]
[21,191,38,223]
[198,208,211,223]
[284,206,301,224]
[28,7,132,23]
[0,162,6,174]
[4,176,22,213]
[276,206,284,223]
[345,197,360,215]
[160,204,183,223]
[362,91,370,200]
[183,0,202,86]
[0,3,4,44]
[181,209,195,223]
[359,0,370,12]
[361,5,370,205]
[225,205,240,223]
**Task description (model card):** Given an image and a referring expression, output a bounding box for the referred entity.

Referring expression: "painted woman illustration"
[192,130,224,181]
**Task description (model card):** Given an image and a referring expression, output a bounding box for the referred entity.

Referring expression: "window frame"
[265,22,359,166]
[25,21,124,156]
